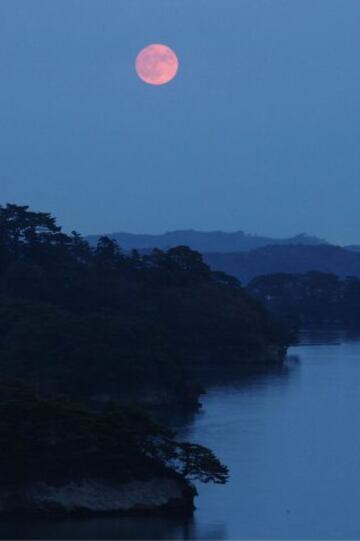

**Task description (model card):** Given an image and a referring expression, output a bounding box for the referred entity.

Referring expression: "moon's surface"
[135,44,179,85]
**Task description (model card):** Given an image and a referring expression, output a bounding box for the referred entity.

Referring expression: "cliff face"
[0,477,195,516]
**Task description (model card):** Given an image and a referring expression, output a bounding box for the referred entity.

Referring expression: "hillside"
[0,204,290,406]
[204,244,360,284]
[247,271,360,330]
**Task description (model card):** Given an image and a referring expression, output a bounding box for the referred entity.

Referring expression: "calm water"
[3,332,360,540]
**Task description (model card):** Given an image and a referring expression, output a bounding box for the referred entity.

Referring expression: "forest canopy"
[0,204,291,403]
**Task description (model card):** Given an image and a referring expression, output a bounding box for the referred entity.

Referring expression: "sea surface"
[3,331,360,540]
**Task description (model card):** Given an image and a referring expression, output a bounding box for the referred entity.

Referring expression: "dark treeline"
[0,204,289,401]
[248,271,360,330]
[0,204,291,509]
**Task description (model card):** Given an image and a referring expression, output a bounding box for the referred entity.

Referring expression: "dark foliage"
[0,203,291,493]
[248,271,360,330]
[0,381,228,486]
[0,204,290,402]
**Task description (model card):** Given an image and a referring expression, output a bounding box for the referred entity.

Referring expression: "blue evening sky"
[0,0,359,243]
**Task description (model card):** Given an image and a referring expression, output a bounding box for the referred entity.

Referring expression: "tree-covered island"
[0,204,291,515]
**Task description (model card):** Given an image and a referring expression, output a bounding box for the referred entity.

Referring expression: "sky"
[0,0,359,244]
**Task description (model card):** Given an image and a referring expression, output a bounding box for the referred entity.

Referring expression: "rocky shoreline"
[0,477,195,517]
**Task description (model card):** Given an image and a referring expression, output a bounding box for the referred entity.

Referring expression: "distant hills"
[86,230,326,252]
[204,245,360,283]
[86,229,360,283]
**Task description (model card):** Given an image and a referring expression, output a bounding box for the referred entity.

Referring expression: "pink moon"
[135,44,179,86]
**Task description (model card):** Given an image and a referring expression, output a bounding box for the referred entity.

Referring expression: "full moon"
[135,44,179,86]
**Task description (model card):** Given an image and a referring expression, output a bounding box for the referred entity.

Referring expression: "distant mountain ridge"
[86,230,327,252]
[86,230,360,283]
[204,244,360,283]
